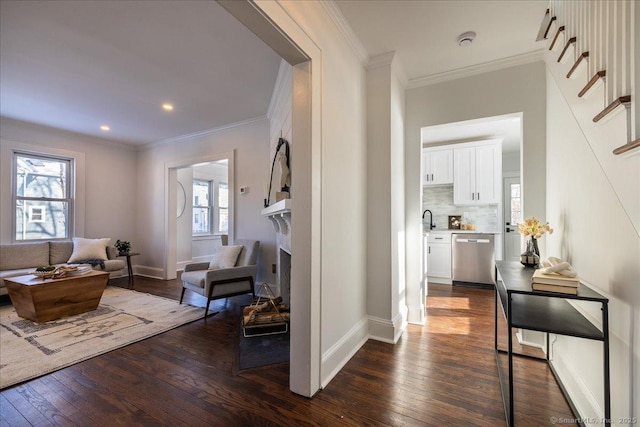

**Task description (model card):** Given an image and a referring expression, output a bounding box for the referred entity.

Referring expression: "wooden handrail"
[566,52,589,78]
[558,37,577,63]
[543,16,557,39]
[549,26,565,51]
[613,138,640,155]
[593,96,631,123]
[578,71,606,98]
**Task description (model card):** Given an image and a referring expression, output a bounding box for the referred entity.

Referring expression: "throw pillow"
[209,245,243,269]
[67,237,111,263]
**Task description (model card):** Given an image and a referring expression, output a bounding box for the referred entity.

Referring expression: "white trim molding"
[407,49,546,89]
[319,1,369,64]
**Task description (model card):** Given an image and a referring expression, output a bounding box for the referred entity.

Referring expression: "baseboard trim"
[321,316,369,388]
[368,314,405,344]
[407,303,425,325]
[550,342,602,423]
[135,266,164,280]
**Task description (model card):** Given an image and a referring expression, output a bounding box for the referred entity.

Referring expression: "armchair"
[179,239,259,317]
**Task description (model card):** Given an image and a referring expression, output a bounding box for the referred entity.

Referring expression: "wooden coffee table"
[4,270,110,323]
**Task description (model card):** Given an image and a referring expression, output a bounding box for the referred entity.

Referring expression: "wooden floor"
[0,277,577,426]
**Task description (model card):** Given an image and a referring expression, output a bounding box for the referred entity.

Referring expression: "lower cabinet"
[426,233,452,282]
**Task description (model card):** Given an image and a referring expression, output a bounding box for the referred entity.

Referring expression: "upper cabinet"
[453,140,502,205]
[422,148,453,186]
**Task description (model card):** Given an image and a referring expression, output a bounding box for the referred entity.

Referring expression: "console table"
[494,261,610,426]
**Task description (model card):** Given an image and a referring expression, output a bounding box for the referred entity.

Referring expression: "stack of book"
[64,265,93,276]
[531,269,579,294]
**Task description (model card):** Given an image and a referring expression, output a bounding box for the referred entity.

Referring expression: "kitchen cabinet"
[453,140,501,205]
[422,148,453,186]
[426,233,451,281]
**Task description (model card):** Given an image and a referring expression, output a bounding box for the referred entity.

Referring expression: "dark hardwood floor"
[0,277,577,426]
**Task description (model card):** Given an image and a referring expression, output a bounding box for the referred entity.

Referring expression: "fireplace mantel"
[261,199,292,252]
[261,198,291,303]
[261,199,291,217]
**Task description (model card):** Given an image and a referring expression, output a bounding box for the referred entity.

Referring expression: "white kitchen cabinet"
[426,233,451,281]
[422,148,453,186]
[453,140,501,205]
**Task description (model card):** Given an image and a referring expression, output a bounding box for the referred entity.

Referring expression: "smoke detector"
[457,31,476,47]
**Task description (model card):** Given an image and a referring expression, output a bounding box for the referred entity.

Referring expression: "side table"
[118,252,140,288]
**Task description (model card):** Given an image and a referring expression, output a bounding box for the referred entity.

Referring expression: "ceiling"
[334,0,547,81]
[0,1,282,146]
[0,1,547,148]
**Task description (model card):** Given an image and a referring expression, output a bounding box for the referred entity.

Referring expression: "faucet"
[422,209,435,230]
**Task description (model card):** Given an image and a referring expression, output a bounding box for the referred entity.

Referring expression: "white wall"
[546,69,638,424]
[366,52,408,339]
[0,117,137,246]
[262,1,369,390]
[502,151,521,173]
[404,62,547,305]
[135,118,276,283]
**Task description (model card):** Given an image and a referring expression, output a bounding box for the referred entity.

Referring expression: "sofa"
[0,241,126,296]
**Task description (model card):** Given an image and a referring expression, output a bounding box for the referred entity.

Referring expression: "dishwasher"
[452,233,495,286]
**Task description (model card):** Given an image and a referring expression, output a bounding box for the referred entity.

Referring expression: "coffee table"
[4,270,110,323]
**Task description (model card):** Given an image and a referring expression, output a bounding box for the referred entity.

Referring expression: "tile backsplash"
[422,186,498,232]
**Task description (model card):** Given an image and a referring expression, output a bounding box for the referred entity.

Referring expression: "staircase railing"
[542,1,637,155]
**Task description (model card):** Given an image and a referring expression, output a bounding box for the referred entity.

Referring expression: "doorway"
[166,152,235,280]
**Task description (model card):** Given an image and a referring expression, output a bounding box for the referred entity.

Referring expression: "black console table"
[494,261,610,426]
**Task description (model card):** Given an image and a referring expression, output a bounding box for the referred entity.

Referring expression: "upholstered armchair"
[180,239,259,317]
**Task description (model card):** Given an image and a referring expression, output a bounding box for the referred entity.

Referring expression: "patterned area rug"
[0,286,205,389]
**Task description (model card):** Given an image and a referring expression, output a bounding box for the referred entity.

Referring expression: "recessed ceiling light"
[100,125,110,131]
[457,31,476,47]
[162,103,174,111]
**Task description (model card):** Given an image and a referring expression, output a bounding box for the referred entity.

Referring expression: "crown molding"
[407,49,546,89]
[367,51,395,70]
[319,0,369,64]
[142,116,268,151]
[267,59,292,120]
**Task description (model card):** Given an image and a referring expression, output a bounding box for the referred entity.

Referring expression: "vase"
[520,237,540,267]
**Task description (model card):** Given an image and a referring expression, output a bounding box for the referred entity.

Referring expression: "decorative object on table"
[114,239,131,255]
[517,217,553,267]
[448,215,461,230]
[264,136,290,208]
[531,257,579,294]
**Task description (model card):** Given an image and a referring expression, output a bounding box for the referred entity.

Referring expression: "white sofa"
[0,241,126,296]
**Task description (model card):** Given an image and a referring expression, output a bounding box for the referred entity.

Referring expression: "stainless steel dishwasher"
[452,233,495,285]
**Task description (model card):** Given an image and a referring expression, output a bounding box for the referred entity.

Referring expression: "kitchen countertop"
[423,229,501,235]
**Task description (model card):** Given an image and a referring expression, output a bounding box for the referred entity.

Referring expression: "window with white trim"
[217,182,228,234]
[192,179,228,236]
[192,179,212,234]
[14,152,72,240]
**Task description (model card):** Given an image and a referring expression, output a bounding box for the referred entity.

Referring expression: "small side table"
[118,252,140,288]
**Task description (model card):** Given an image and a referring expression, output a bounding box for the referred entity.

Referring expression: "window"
[217,182,228,234]
[14,152,72,240]
[509,183,522,225]
[192,179,211,234]
[191,179,228,235]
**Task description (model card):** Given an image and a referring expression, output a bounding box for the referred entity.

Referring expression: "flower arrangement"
[517,217,553,239]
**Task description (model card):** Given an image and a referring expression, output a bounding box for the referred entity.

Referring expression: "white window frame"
[192,179,213,235]
[13,151,74,241]
[215,182,228,235]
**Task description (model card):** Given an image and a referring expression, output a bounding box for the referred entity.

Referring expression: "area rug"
[238,327,290,370]
[0,286,205,389]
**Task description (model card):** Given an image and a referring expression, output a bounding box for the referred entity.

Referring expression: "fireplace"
[261,199,291,305]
